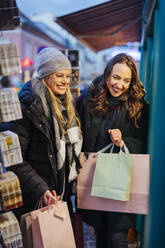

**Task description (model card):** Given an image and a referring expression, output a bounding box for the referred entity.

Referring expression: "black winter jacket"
[0,81,63,217]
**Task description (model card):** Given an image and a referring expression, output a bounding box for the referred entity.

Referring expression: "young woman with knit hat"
[1,47,82,221]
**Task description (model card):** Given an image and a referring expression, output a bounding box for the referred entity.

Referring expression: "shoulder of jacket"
[19,80,35,107]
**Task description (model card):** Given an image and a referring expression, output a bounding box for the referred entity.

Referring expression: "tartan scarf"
[52,95,82,183]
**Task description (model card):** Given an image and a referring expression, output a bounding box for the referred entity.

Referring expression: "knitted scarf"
[52,95,82,182]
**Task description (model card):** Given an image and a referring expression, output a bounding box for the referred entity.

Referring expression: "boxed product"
[0,211,23,247]
[0,88,22,122]
[71,68,80,86]
[0,130,23,167]
[0,43,22,76]
[68,50,79,67]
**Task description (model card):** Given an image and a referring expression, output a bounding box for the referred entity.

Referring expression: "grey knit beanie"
[36,47,71,78]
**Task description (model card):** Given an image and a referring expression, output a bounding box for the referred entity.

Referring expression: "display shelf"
[0,88,23,247]
[0,1,23,246]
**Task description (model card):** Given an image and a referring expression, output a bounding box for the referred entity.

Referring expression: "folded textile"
[0,88,22,122]
[0,43,22,76]
[0,211,23,247]
[0,171,23,211]
[0,130,23,167]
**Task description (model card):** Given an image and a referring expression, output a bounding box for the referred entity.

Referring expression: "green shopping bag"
[91,143,133,201]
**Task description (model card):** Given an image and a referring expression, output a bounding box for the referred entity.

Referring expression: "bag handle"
[98,143,113,153]
[35,195,51,210]
[109,142,129,155]
[36,197,66,220]
[93,143,113,157]
[94,141,129,157]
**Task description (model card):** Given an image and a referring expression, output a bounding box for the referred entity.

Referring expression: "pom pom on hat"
[36,47,71,78]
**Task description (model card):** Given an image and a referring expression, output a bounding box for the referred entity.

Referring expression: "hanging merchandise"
[0,0,20,31]
[0,211,23,247]
[69,50,80,98]
[68,50,79,67]
[70,68,80,86]
[60,49,80,98]
[0,42,22,76]
[0,131,23,167]
[0,171,23,211]
[0,88,22,122]
[0,1,23,246]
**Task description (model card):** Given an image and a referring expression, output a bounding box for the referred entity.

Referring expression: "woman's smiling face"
[107,63,132,97]
[45,69,71,95]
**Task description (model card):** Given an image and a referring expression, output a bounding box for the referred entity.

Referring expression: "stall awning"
[56,0,144,52]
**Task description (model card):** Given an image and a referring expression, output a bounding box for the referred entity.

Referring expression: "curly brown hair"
[91,53,146,127]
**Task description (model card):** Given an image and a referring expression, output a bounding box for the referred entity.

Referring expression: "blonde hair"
[43,79,80,132]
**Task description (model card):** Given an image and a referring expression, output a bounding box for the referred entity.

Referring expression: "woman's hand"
[42,190,60,206]
[108,129,124,147]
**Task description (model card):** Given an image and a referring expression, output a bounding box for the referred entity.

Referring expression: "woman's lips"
[112,87,121,93]
[57,85,66,89]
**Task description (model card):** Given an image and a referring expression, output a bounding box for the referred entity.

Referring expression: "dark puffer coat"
[0,81,66,218]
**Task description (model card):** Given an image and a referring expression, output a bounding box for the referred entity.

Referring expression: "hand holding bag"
[77,143,150,214]
[91,143,133,201]
[31,201,76,248]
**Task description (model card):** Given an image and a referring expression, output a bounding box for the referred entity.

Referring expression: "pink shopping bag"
[31,201,76,248]
[77,152,150,215]
[20,212,33,248]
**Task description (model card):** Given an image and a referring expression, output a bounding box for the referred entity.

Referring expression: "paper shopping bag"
[91,150,133,201]
[20,212,33,248]
[77,152,150,214]
[31,201,76,248]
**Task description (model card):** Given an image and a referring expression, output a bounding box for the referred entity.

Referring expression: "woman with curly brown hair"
[77,53,149,248]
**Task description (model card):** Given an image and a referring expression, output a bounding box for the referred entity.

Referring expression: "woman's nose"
[116,80,123,88]
[62,77,70,84]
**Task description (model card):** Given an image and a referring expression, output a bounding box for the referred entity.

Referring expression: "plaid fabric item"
[0,131,20,152]
[0,88,22,122]
[0,43,22,76]
[0,148,23,168]
[0,172,23,211]
[0,131,23,167]
[0,211,23,248]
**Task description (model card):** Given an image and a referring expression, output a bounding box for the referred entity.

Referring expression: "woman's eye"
[113,75,119,80]
[124,80,131,84]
